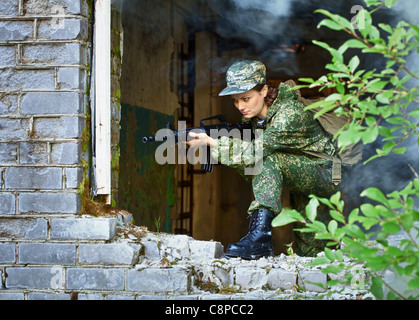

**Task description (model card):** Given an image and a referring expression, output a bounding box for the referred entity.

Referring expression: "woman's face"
[231,85,268,119]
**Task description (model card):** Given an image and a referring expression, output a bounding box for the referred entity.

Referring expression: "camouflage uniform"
[214,61,343,256]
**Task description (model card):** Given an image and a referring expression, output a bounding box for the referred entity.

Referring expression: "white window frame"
[94,0,111,204]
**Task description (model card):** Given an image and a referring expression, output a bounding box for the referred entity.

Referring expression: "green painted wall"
[118,104,175,232]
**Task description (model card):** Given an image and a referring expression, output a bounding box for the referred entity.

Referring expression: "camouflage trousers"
[242,152,342,257]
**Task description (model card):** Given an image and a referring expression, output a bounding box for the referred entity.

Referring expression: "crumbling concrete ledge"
[0,219,373,300]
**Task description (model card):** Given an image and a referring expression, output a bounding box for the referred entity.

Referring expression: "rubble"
[111,223,372,300]
[0,218,372,300]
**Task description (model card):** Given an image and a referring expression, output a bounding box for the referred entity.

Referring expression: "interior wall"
[118,0,187,231]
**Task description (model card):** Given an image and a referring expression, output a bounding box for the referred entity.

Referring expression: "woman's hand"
[186,132,217,148]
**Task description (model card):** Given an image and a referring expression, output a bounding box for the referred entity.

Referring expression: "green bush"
[272,0,419,300]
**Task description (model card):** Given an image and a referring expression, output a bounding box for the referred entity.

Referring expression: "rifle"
[142,115,254,173]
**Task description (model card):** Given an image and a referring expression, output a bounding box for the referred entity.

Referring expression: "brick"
[0,0,19,16]
[0,193,15,214]
[6,267,64,289]
[0,20,33,41]
[5,167,62,189]
[22,43,83,66]
[33,117,84,139]
[21,92,83,114]
[127,268,191,293]
[19,243,76,265]
[298,270,327,292]
[201,294,231,300]
[0,243,15,263]
[23,0,83,16]
[0,292,24,300]
[78,243,142,265]
[189,240,224,259]
[267,268,296,290]
[0,95,18,115]
[107,294,135,300]
[0,46,16,67]
[0,69,55,91]
[0,118,29,141]
[66,268,124,290]
[51,142,81,164]
[235,267,268,290]
[28,292,70,300]
[57,67,85,89]
[0,143,17,164]
[197,264,234,288]
[168,295,199,300]
[19,193,80,214]
[19,142,48,164]
[143,241,161,261]
[165,234,190,258]
[0,218,47,239]
[65,167,82,189]
[50,218,116,240]
[38,19,88,40]
[77,293,104,300]
[137,295,166,300]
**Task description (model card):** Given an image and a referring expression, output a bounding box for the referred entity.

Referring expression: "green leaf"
[348,208,360,224]
[337,128,361,149]
[328,220,338,235]
[358,216,379,230]
[330,210,346,224]
[349,55,360,73]
[382,221,401,234]
[409,108,419,118]
[314,9,354,32]
[272,208,304,227]
[335,250,343,262]
[344,223,366,239]
[392,147,407,155]
[385,0,397,8]
[370,277,384,300]
[407,278,419,290]
[312,40,331,51]
[342,39,369,49]
[304,99,333,111]
[362,125,379,144]
[378,126,393,139]
[325,93,343,102]
[361,188,389,205]
[360,203,380,219]
[366,80,388,92]
[305,198,319,222]
[324,248,336,262]
[365,0,382,6]
[305,256,329,267]
[298,77,315,84]
[379,23,393,34]
[317,19,344,31]
[357,9,372,38]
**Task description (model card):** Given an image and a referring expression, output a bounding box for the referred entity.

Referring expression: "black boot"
[225,208,275,260]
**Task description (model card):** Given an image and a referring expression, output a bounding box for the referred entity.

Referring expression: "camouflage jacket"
[210,82,336,170]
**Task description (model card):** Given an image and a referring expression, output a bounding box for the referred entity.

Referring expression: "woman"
[187,60,341,258]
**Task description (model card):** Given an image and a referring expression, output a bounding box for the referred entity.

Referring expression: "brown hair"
[253,82,278,107]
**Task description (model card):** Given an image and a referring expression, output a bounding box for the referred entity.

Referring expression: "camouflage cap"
[219,60,266,96]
